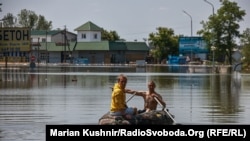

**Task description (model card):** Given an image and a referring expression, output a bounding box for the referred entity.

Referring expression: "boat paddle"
[154,97,177,125]
[126,91,137,103]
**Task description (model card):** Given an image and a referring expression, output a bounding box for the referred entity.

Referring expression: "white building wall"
[77,31,101,42]
[31,35,52,42]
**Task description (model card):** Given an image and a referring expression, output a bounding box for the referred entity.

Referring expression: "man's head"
[148,81,156,89]
[117,74,127,89]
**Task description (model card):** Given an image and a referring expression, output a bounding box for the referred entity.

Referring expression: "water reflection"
[207,73,242,123]
[0,65,249,140]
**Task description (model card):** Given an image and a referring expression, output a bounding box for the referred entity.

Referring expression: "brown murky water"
[0,65,249,140]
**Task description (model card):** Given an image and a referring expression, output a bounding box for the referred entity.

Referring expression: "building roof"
[74,21,103,31]
[74,41,110,51]
[31,30,76,36]
[124,42,149,50]
[109,42,127,50]
[38,42,75,51]
[37,41,149,52]
[31,30,61,36]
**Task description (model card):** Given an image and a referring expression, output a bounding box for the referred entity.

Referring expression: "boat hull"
[98,110,175,125]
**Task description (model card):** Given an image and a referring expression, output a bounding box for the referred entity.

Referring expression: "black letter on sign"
[4,30,9,40]
[16,30,21,40]
[10,30,15,40]
[23,30,29,40]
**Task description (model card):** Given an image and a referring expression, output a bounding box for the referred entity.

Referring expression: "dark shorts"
[110,107,134,116]
[137,109,146,114]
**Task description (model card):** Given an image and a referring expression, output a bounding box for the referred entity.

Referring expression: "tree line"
[2,9,121,41]
[2,9,52,30]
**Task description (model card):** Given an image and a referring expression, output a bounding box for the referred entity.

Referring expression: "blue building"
[179,36,208,62]
[168,55,187,65]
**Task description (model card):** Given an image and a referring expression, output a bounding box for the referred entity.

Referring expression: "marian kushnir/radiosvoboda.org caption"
[46,125,249,139]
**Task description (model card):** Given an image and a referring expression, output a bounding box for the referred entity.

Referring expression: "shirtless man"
[128,81,166,113]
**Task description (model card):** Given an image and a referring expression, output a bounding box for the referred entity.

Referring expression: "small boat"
[98,109,176,125]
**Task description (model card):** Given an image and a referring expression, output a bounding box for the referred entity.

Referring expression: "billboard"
[179,37,208,54]
[0,27,31,51]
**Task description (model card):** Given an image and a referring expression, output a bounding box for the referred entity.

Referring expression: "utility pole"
[64,25,66,63]
[38,38,40,67]
[183,10,193,36]
[204,0,215,15]
[183,10,193,61]
[46,30,48,64]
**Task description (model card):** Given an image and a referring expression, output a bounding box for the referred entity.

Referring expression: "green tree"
[18,9,38,29]
[101,29,120,41]
[148,27,178,64]
[17,9,52,30]
[241,28,250,71]
[36,15,52,30]
[2,13,17,27]
[197,0,246,65]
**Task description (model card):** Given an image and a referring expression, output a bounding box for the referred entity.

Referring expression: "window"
[82,34,86,39]
[40,53,46,60]
[42,38,46,42]
[94,33,97,39]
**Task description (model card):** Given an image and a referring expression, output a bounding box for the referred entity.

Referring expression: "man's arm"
[153,94,166,109]
[125,89,146,97]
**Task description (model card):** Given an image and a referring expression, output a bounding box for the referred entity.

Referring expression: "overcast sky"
[1,0,249,41]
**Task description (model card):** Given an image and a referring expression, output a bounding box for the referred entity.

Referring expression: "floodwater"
[0,64,250,140]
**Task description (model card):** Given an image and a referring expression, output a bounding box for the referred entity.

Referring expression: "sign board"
[179,37,208,54]
[232,50,242,62]
[0,27,31,51]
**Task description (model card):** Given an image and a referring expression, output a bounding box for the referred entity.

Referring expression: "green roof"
[74,21,102,31]
[31,30,76,36]
[74,41,109,50]
[31,30,61,36]
[108,42,149,51]
[125,42,149,51]
[37,41,149,52]
[109,42,127,50]
[38,42,76,51]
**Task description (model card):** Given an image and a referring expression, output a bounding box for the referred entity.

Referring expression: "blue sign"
[179,37,208,53]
